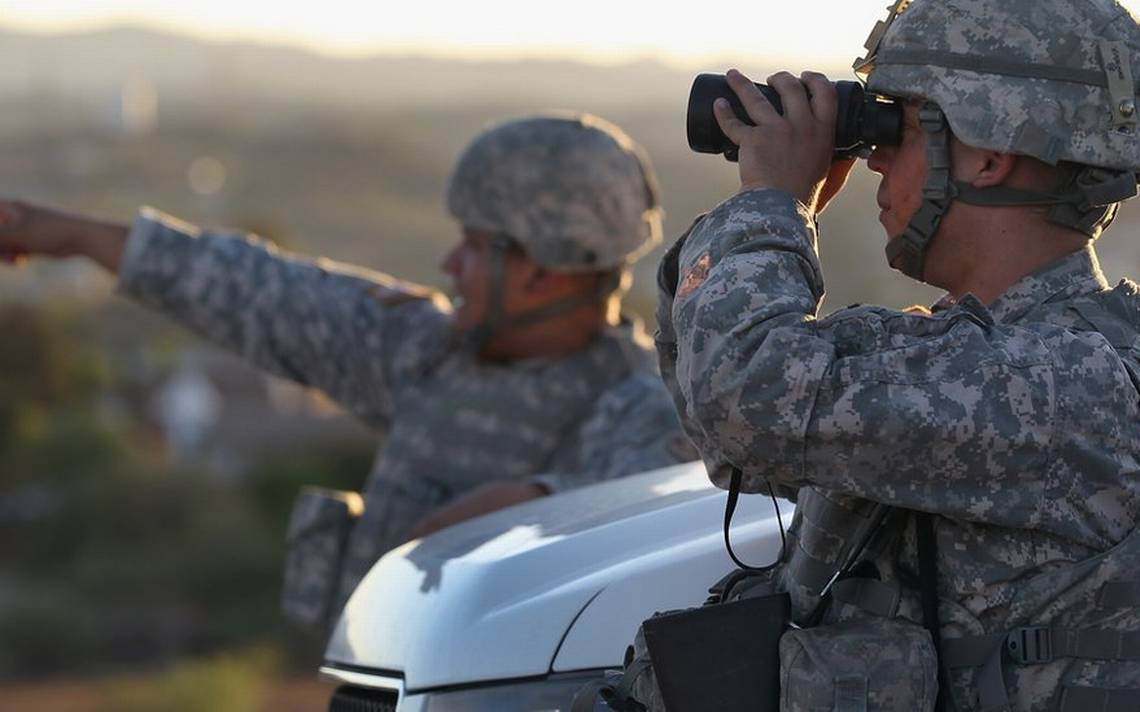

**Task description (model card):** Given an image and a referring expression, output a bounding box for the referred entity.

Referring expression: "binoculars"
[686,73,904,161]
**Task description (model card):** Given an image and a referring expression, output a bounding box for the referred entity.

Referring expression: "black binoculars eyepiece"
[686,73,904,161]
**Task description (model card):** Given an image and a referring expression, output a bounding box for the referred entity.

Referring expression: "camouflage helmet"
[853,0,1140,281]
[445,113,663,273]
[856,0,1140,172]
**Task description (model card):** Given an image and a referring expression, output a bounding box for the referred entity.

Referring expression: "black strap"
[917,511,950,712]
[940,624,1140,712]
[942,628,1140,667]
[723,468,786,574]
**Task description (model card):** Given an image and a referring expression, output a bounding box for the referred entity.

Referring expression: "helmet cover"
[859,0,1140,172]
[445,113,663,272]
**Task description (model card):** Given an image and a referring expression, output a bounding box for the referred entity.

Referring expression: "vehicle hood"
[324,461,789,691]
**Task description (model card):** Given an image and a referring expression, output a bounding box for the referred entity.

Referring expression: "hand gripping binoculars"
[686,73,904,161]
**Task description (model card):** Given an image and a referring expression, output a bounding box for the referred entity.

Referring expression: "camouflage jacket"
[657,189,1140,711]
[118,208,693,601]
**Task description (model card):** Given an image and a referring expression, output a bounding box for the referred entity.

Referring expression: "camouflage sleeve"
[654,212,801,501]
[116,207,453,429]
[531,371,697,494]
[663,189,1060,528]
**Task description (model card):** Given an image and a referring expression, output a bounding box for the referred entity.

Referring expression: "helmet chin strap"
[884,103,1139,283]
[465,233,621,353]
[464,234,512,348]
[953,166,1136,237]
[884,102,956,282]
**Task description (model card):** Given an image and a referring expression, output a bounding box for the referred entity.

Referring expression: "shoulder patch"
[677,252,712,300]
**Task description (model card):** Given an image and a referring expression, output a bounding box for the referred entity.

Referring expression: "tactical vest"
[582,488,1140,712]
[779,487,1140,711]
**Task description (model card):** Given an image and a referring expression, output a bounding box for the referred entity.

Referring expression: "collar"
[468,314,646,371]
[931,247,1109,323]
[987,247,1109,323]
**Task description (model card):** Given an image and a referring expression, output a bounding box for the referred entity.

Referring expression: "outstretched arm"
[0,200,130,272]
[0,201,453,428]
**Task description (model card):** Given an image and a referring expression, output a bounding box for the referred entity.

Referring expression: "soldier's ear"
[976,152,1018,188]
[955,143,1018,189]
[513,260,553,294]
[525,266,591,299]
[532,267,574,296]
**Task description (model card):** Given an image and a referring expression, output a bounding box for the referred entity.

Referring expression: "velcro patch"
[676,253,712,300]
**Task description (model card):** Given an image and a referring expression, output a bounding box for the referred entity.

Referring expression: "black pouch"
[640,591,790,712]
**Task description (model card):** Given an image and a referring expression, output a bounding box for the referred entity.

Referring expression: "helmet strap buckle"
[1099,40,1139,131]
[853,0,913,78]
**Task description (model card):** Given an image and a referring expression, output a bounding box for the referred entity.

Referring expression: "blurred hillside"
[0,26,699,109]
[5,27,1140,309]
[2,24,1140,703]
[4,28,1139,314]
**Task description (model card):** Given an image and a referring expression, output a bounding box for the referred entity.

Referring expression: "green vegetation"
[0,302,373,682]
[95,647,277,712]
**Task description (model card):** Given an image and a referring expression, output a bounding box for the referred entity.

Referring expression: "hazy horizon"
[0,1,893,70]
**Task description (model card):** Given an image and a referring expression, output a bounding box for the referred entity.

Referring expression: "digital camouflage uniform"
[115,114,694,624]
[658,192,1140,710]
[654,1,1140,710]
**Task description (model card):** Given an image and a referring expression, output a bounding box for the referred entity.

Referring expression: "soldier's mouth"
[876,194,892,235]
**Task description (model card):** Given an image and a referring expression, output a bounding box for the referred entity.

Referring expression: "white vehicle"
[319,461,792,711]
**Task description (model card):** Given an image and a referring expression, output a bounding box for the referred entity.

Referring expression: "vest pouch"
[281,486,364,630]
[641,591,790,712]
[779,617,938,712]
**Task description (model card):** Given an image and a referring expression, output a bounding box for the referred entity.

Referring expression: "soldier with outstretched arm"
[0,114,696,628]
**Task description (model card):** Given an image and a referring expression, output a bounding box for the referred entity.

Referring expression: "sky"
[0,1,944,68]
[2,1,1138,68]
